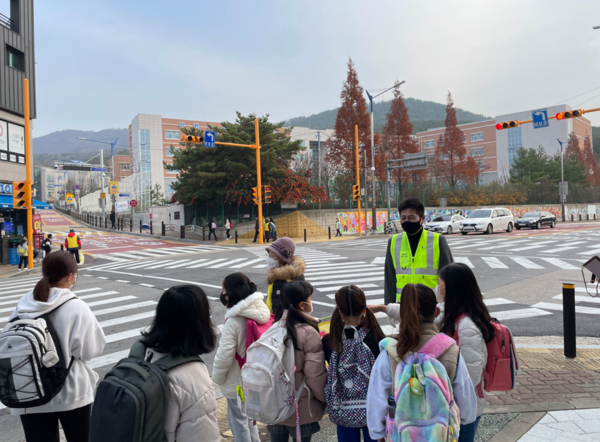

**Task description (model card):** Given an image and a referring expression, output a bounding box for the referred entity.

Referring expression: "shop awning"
[0,195,53,210]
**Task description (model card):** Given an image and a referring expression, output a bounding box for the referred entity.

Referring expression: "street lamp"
[365,81,405,233]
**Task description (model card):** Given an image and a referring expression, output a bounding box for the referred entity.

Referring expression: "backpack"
[382,334,461,442]
[89,340,203,442]
[270,222,276,231]
[325,326,374,428]
[234,315,275,369]
[17,245,26,257]
[0,300,75,408]
[452,314,518,395]
[240,313,310,425]
[211,222,216,229]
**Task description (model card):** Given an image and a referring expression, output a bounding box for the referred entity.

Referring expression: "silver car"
[424,215,465,235]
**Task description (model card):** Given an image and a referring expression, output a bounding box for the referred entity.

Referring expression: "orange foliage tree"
[428,92,478,188]
[564,131,600,185]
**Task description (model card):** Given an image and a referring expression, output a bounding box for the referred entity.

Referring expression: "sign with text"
[109,181,119,195]
[532,109,549,129]
[8,123,24,155]
[0,120,7,151]
[130,199,138,207]
[116,200,129,212]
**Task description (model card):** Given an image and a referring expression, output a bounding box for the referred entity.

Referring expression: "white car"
[460,208,514,235]
[425,215,465,235]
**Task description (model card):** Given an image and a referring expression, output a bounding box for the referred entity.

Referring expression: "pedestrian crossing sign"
[65,193,74,203]
[109,181,118,195]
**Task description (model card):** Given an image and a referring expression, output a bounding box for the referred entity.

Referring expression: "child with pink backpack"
[212,273,274,442]
[366,283,477,442]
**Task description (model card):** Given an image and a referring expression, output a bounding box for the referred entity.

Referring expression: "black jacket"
[109,213,115,221]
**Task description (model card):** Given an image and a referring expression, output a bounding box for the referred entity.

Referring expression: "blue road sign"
[119,193,130,197]
[532,108,549,129]
[75,185,80,189]
[194,123,200,129]
[179,122,185,129]
[204,131,216,148]
[91,167,108,172]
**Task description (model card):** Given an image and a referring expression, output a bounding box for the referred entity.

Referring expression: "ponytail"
[33,251,78,302]
[396,283,437,359]
[281,281,316,350]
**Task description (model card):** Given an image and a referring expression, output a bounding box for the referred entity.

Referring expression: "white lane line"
[578,248,600,255]
[366,298,384,305]
[122,251,166,258]
[483,298,515,306]
[554,294,600,304]
[481,257,509,269]
[231,258,264,268]
[146,260,191,269]
[116,280,130,283]
[311,277,385,286]
[304,262,368,269]
[0,281,39,290]
[454,257,475,269]
[140,249,182,255]
[86,269,221,290]
[94,255,130,262]
[540,258,580,270]
[78,291,120,300]
[492,308,554,320]
[327,289,385,299]
[88,350,130,369]
[209,258,247,269]
[304,266,380,277]
[307,272,382,281]
[86,296,138,307]
[105,327,147,344]
[166,259,207,269]
[0,285,36,296]
[73,288,103,294]
[476,240,533,250]
[189,258,227,268]
[121,261,172,270]
[98,311,156,328]
[108,253,145,260]
[311,300,336,308]
[139,283,155,288]
[510,257,545,270]
[92,301,157,317]
[532,302,600,315]
[97,277,109,280]
[316,284,379,293]
[0,276,42,286]
[540,246,578,254]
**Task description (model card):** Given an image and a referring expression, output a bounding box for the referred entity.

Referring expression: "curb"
[486,412,545,442]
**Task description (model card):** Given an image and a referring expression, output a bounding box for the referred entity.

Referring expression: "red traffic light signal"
[263,186,271,204]
[495,120,521,130]
[180,135,204,143]
[556,109,583,120]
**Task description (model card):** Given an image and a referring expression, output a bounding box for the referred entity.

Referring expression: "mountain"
[33,128,129,154]
[285,97,490,133]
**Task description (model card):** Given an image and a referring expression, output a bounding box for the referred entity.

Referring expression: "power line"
[554,85,600,106]
[573,92,600,108]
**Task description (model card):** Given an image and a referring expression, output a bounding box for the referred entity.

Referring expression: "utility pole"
[317,131,321,210]
[355,125,362,237]
[363,148,367,233]
[24,79,33,269]
[100,148,105,220]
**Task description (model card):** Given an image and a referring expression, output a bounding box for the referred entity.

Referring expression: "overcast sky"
[26,0,600,136]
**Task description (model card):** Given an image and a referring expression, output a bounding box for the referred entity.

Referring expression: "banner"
[116,200,129,212]
[8,123,24,155]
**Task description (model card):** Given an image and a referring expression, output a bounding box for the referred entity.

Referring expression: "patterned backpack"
[381,334,461,442]
[325,326,375,428]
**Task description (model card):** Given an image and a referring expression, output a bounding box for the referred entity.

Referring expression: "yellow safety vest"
[66,235,79,249]
[390,230,440,302]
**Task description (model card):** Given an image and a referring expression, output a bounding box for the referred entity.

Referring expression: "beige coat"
[147,350,220,442]
[212,292,271,399]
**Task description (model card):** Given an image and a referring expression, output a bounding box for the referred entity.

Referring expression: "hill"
[285,97,490,133]
[33,128,129,154]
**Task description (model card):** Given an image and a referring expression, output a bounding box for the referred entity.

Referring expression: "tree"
[149,183,168,206]
[548,151,590,189]
[565,132,600,186]
[509,147,551,185]
[381,85,422,186]
[325,58,371,173]
[167,113,314,206]
[428,93,478,188]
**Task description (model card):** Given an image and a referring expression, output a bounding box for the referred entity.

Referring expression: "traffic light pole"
[355,125,362,237]
[24,79,34,269]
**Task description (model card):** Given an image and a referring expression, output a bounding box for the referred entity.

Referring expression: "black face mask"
[401,220,423,235]
[220,293,228,307]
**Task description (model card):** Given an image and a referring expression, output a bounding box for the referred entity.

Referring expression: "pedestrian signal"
[556,109,583,120]
[495,120,521,130]
[263,186,271,204]
[13,181,31,209]
[180,135,204,143]
[252,187,260,205]
[352,184,360,201]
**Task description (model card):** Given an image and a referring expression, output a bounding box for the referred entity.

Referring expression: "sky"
[20,0,600,136]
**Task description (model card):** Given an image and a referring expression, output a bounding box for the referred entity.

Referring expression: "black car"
[515,211,557,230]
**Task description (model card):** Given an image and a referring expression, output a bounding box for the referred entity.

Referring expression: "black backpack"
[90,340,203,442]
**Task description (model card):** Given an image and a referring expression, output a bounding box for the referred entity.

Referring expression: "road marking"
[510,257,545,269]
[166,259,207,269]
[304,262,368,269]
[73,288,103,294]
[311,300,336,308]
[326,289,384,299]
[483,298,515,306]
[116,280,130,283]
[307,272,382,281]
[139,283,155,288]
[316,284,379,292]
[508,241,558,252]
[97,277,109,280]
[454,257,474,268]
[311,276,385,286]
[146,260,191,269]
[92,301,157,317]
[554,294,600,304]
[231,258,264,268]
[119,261,170,270]
[304,266,380,277]
[492,308,553,320]
[372,257,386,264]
[476,240,532,250]
[532,302,600,315]
[189,258,227,268]
[540,258,580,270]
[481,257,509,269]
[366,298,384,305]
[105,327,147,344]
[86,296,138,307]
[78,291,120,300]
[98,311,156,328]
[578,248,600,255]
[88,350,130,369]
[209,258,247,269]
[88,269,221,289]
[0,285,37,296]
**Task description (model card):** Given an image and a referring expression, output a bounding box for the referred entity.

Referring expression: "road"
[1,220,599,440]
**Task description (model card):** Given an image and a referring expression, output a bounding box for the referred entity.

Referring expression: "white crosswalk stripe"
[540,258,580,270]
[455,257,475,268]
[481,257,509,269]
[509,257,544,269]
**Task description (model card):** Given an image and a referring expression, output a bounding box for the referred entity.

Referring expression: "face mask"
[220,293,228,307]
[401,220,422,235]
[435,285,445,303]
[302,302,313,315]
[266,257,279,270]
[69,273,78,291]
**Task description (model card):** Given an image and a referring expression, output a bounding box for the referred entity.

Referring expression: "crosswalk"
[91,245,237,262]
[43,231,109,237]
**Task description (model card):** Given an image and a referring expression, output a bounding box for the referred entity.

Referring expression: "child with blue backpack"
[322,285,385,442]
[366,283,477,442]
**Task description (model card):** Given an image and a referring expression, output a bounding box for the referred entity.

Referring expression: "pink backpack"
[235,314,275,368]
[452,314,519,396]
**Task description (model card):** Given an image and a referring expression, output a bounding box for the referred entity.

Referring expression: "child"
[265,237,305,313]
[212,273,271,442]
[269,281,326,442]
[366,283,477,441]
[322,285,385,442]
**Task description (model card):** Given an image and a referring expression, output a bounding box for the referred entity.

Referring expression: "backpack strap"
[128,340,204,371]
[452,313,468,342]
[419,333,456,359]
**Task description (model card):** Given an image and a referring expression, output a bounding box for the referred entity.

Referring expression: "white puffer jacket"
[212,292,271,399]
[387,302,488,416]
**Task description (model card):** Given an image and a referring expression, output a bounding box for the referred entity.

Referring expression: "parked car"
[460,208,514,235]
[425,214,465,235]
[515,211,556,230]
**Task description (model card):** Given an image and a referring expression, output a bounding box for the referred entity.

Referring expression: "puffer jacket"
[279,311,327,427]
[266,256,306,313]
[145,350,220,442]
[212,292,271,399]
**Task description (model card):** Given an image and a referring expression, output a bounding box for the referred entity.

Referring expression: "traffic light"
[556,109,583,120]
[263,186,271,204]
[252,186,260,205]
[180,134,204,143]
[495,120,521,130]
[13,181,31,209]
[352,184,360,201]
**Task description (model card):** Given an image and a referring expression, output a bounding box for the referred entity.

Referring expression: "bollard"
[304,229,307,242]
[130,219,133,232]
[328,226,331,240]
[105,217,107,229]
[562,282,577,359]
[140,219,142,233]
[235,230,238,244]
[203,227,206,241]
[588,214,590,221]
[150,220,153,235]
[60,244,64,251]
[571,214,574,222]
[161,222,165,236]
[180,225,185,239]
[579,214,582,221]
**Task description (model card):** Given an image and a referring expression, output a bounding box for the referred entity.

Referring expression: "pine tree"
[325,58,371,173]
[428,92,478,188]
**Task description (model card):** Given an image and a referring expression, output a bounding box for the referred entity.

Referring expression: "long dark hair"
[33,251,78,302]
[222,273,258,308]
[280,281,316,350]
[329,285,385,353]
[439,263,495,343]
[141,285,217,356]
[395,283,438,358]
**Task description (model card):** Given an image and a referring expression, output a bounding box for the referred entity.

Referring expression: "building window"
[167,185,173,194]
[173,211,180,220]
[423,140,435,149]
[165,130,179,140]
[166,146,180,157]
[471,132,483,142]
[507,127,522,166]
[6,45,24,72]
[309,140,319,165]
[471,147,484,157]
[120,163,131,171]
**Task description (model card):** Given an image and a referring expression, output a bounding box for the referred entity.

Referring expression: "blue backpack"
[325,326,374,428]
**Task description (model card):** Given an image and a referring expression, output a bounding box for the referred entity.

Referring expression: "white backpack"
[240,314,311,425]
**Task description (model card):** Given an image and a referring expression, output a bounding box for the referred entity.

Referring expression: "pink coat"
[279,312,327,427]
